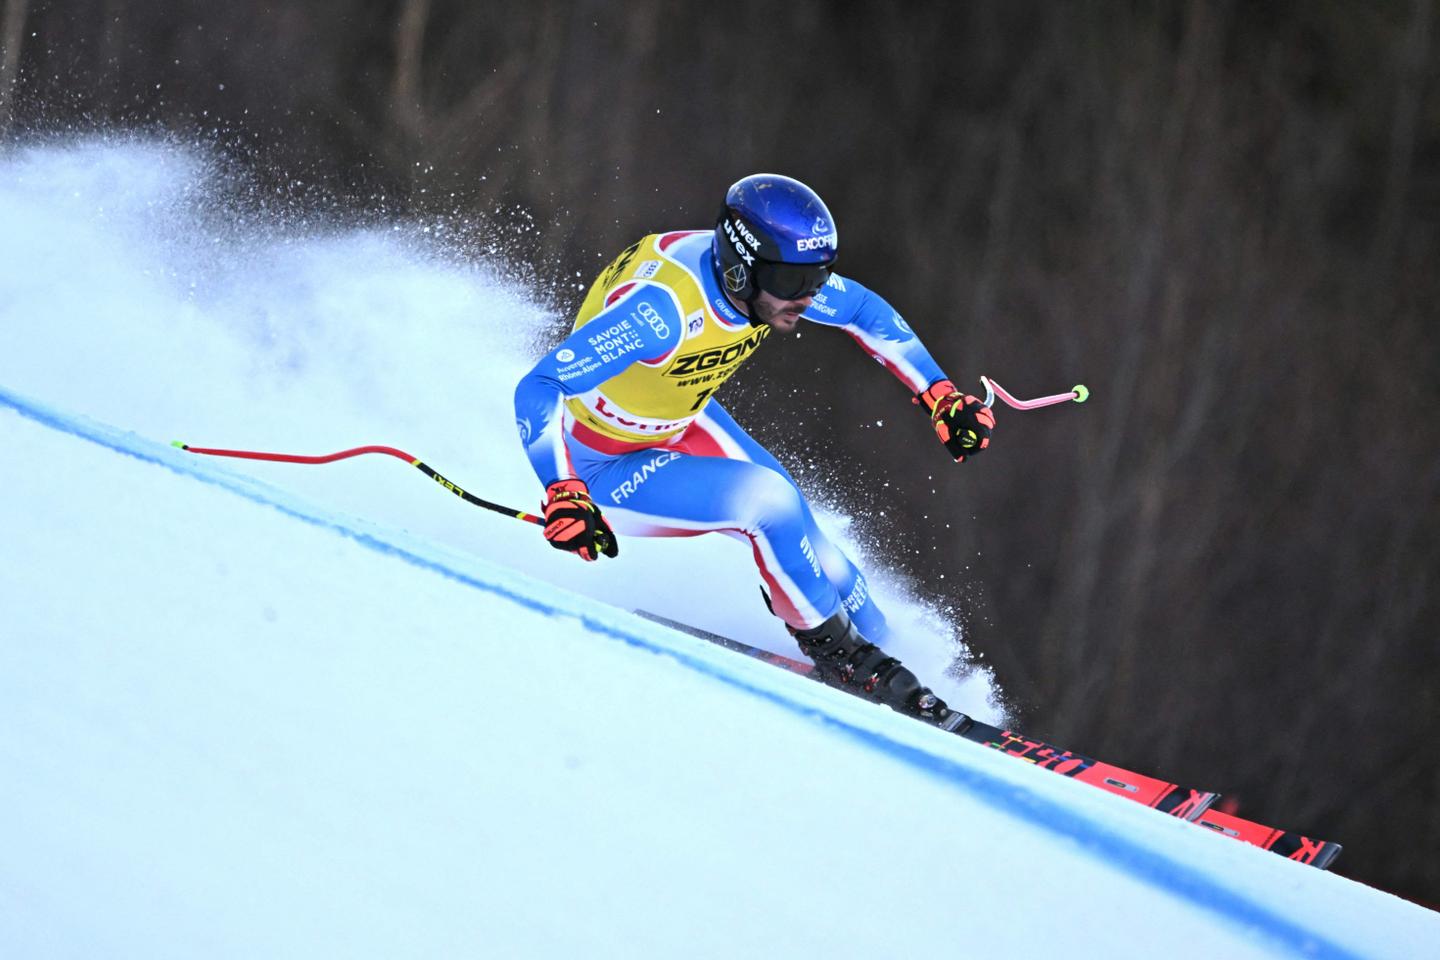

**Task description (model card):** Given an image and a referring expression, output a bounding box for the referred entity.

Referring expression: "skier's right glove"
[542,479,618,562]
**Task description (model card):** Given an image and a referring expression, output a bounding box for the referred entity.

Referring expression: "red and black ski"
[943,717,1218,821]
[1193,807,1344,870]
[635,610,1341,870]
[702,623,1215,817]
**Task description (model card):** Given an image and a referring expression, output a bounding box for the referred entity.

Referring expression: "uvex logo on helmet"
[723,218,756,266]
[731,217,761,250]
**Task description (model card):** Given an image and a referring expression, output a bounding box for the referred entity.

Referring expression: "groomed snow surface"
[3,141,1437,958]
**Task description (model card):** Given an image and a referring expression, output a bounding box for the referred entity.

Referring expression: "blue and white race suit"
[514,230,951,640]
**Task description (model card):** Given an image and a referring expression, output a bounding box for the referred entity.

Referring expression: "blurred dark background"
[5,0,1437,903]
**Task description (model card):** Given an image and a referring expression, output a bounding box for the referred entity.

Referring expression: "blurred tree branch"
[0,0,29,136]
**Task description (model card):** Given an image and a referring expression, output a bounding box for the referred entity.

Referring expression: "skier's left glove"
[542,478,618,561]
[915,379,995,462]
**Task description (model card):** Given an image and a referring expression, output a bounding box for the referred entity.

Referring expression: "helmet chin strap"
[743,281,764,327]
[733,263,766,325]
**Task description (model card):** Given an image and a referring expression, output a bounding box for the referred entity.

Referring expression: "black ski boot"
[792,612,967,732]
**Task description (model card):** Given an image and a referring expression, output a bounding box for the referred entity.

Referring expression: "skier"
[513,173,995,728]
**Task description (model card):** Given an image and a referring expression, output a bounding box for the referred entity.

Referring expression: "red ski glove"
[915,379,995,462]
[542,479,618,561]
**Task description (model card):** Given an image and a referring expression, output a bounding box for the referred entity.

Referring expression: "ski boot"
[792,611,968,733]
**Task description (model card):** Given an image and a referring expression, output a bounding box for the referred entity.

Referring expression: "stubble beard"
[757,299,805,334]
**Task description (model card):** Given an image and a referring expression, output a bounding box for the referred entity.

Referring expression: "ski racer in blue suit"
[513,174,996,728]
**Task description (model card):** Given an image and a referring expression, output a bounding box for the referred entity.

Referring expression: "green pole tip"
[1072,384,1090,403]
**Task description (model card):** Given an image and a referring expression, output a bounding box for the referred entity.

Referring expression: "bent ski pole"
[171,441,543,526]
[980,376,1090,411]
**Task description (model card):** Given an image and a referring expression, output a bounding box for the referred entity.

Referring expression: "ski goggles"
[752,259,832,301]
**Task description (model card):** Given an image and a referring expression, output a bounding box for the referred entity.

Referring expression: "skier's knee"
[741,468,807,529]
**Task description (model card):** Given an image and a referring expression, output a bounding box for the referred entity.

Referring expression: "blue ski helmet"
[712,174,838,303]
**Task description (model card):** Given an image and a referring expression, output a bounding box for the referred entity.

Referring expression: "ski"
[634,610,1342,869]
[633,611,1216,822]
[1193,807,1344,870]
[946,717,1219,821]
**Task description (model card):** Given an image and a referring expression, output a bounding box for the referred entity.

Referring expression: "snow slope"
[0,137,997,716]
[3,140,1438,958]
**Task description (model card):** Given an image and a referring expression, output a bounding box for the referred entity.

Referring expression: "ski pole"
[980,376,1090,411]
[171,379,1085,521]
[171,441,543,526]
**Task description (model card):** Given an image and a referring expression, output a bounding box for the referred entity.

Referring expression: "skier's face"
[751,289,811,334]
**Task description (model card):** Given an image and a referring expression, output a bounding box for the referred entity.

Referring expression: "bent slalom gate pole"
[171,441,544,526]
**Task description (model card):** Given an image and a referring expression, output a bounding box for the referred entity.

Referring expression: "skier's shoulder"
[592,231,710,296]
[649,230,715,284]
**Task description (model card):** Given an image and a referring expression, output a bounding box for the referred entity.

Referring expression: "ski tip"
[1072,384,1090,403]
[171,440,189,450]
